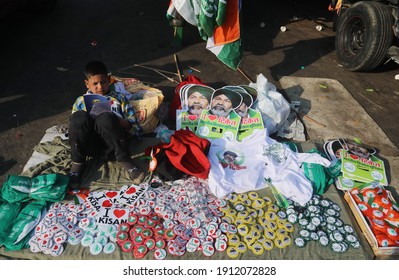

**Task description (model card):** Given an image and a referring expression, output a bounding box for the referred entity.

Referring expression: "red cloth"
[169,75,207,120]
[146,130,211,179]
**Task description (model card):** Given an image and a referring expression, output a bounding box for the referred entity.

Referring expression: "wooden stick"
[133,64,178,76]
[153,69,179,84]
[188,66,201,73]
[174,54,183,82]
[298,112,327,128]
[131,152,145,159]
[355,91,384,110]
[237,67,254,83]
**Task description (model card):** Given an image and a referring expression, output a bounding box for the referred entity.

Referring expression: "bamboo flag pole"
[237,67,254,83]
[132,64,178,76]
[174,54,183,82]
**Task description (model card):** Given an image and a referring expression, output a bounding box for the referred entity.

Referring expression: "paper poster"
[340,150,387,185]
[195,110,241,140]
[237,108,264,141]
[176,110,200,132]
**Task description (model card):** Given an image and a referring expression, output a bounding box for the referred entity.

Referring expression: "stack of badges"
[29,201,91,256]
[115,211,169,259]
[80,218,118,255]
[291,195,361,253]
[349,184,399,247]
[222,192,293,258]
[127,176,239,258]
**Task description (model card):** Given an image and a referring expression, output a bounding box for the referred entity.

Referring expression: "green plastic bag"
[0,200,47,251]
[302,148,334,195]
[0,200,22,235]
[2,173,68,203]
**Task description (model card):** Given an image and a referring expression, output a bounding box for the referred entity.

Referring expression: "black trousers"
[68,111,130,163]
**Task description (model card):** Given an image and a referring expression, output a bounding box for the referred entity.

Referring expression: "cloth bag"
[113,76,164,135]
[146,129,211,179]
[249,74,290,135]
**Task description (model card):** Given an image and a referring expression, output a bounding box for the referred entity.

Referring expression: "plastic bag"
[0,200,47,251]
[249,74,290,134]
[2,173,68,203]
[0,200,22,235]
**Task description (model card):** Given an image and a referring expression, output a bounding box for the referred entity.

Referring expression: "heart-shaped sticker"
[126,187,136,194]
[106,191,118,198]
[114,209,126,218]
[102,200,113,207]
[208,115,217,121]
[188,115,197,121]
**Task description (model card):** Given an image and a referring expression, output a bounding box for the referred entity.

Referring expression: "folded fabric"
[2,173,69,203]
[0,200,47,251]
[301,148,334,195]
[207,129,331,205]
[146,130,211,179]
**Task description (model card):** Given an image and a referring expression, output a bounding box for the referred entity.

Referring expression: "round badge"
[153,248,167,260]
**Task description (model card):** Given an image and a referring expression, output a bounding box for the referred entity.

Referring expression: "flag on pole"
[167,0,242,70]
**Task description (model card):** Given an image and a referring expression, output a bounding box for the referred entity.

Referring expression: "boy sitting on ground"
[68,60,145,189]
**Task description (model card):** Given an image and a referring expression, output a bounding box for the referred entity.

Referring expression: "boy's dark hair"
[84,61,108,78]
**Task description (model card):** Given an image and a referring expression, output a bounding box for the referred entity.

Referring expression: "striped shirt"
[71,90,142,136]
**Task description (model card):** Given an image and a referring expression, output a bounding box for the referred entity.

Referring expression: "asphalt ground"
[0,0,398,184]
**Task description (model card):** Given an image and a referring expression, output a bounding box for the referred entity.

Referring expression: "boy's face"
[85,74,110,95]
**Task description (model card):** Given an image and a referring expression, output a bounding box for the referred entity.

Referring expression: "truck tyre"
[335,1,394,71]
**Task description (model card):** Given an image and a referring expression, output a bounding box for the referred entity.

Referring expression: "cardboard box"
[344,191,399,256]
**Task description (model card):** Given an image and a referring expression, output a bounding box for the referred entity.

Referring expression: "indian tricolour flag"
[167,0,242,70]
[206,0,242,70]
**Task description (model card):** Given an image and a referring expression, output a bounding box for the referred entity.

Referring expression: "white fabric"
[112,81,132,99]
[172,0,201,26]
[207,129,331,205]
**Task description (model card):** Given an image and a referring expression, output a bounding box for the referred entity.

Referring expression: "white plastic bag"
[249,74,290,134]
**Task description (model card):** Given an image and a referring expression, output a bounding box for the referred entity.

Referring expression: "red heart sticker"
[106,191,118,198]
[349,154,359,160]
[102,200,113,207]
[126,187,136,195]
[114,209,126,218]
[208,115,217,121]
[188,115,197,121]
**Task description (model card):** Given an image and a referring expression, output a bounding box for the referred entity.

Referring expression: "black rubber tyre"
[335,1,394,71]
